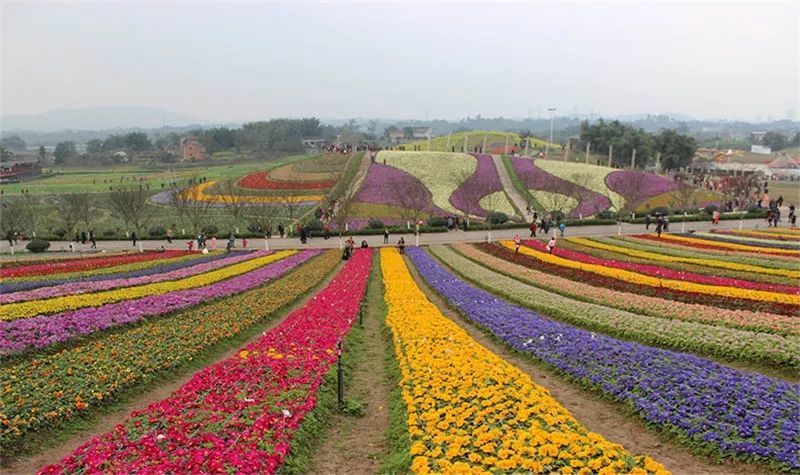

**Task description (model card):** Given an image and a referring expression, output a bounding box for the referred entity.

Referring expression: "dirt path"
[346,152,372,198]
[4,258,344,475]
[402,254,772,475]
[491,153,530,218]
[309,257,391,474]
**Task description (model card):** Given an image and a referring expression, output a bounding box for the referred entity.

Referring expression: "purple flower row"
[407,247,799,471]
[511,156,610,217]
[0,250,321,356]
[449,154,504,217]
[0,252,231,294]
[353,163,443,213]
[605,170,677,201]
[1,252,261,304]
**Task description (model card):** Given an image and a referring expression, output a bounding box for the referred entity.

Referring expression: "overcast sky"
[2,1,798,122]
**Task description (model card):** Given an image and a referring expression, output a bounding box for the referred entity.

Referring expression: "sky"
[2,1,799,123]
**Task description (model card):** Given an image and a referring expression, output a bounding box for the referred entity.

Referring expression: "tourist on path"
[383,227,390,244]
[546,236,557,254]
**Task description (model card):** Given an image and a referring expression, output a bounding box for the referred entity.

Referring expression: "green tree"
[0,135,26,150]
[761,131,788,151]
[655,129,697,170]
[38,146,46,161]
[124,132,152,151]
[86,139,104,155]
[580,120,654,168]
[53,141,78,165]
[790,132,800,147]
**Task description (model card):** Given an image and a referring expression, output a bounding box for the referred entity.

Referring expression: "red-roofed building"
[0,162,42,183]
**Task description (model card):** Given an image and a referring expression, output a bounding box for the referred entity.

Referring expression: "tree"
[53,194,83,237]
[580,120,654,168]
[790,132,800,147]
[54,141,78,165]
[242,202,282,250]
[0,196,35,240]
[107,185,156,237]
[170,185,213,235]
[761,131,788,151]
[218,180,247,225]
[655,129,697,170]
[718,175,761,207]
[38,146,46,162]
[0,147,12,162]
[124,132,152,152]
[0,135,26,150]
[604,171,648,215]
[670,181,698,211]
[384,126,399,140]
[388,176,431,226]
[86,139,104,155]
[402,127,415,140]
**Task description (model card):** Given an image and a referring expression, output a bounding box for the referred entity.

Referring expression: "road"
[0,218,774,256]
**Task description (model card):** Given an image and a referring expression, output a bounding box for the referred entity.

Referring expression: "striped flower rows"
[39,250,372,475]
[636,233,800,257]
[380,248,667,475]
[408,247,800,472]
[0,251,189,279]
[0,251,320,355]
[0,250,340,451]
[1,251,294,320]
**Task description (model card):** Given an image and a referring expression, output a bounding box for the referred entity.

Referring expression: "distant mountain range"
[2,106,205,132]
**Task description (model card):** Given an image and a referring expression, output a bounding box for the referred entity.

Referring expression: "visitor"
[6,231,14,247]
[166,228,173,244]
[655,220,663,238]
[513,234,521,253]
[89,230,96,249]
[189,240,195,252]
[323,223,331,240]
[361,240,369,248]
[546,236,557,254]
[712,209,720,226]
[529,220,537,237]
[559,222,566,237]
[131,232,137,247]
[210,236,218,251]
[242,238,248,248]
[278,224,285,239]
[383,227,389,244]
[300,225,308,244]
[80,231,87,244]
[645,214,651,230]
[397,237,406,254]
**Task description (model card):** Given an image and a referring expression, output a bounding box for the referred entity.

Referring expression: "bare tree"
[242,202,282,250]
[279,194,306,232]
[170,185,213,235]
[719,175,760,209]
[1,196,35,245]
[218,180,247,227]
[602,171,648,216]
[388,177,430,227]
[107,185,156,239]
[670,181,698,211]
[53,194,83,238]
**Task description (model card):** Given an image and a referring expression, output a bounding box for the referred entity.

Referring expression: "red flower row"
[239,171,337,190]
[39,249,373,475]
[523,239,796,294]
[1,251,188,278]
[477,243,799,316]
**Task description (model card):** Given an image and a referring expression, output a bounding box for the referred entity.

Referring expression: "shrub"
[53,228,68,238]
[102,230,116,238]
[427,216,448,228]
[746,204,761,213]
[488,212,509,225]
[148,226,167,238]
[26,239,50,253]
[305,219,324,232]
[247,223,262,234]
[202,225,219,236]
[703,205,718,215]
[367,219,385,229]
[651,206,670,216]
[597,209,615,219]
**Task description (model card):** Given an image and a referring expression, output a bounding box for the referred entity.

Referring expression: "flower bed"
[510,156,609,217]
[0,251,321,355]
[409,247,800,471]
[638,233,800,257]
[0,250,340,451]
[449,154,514,216]
[0,251,188,279]
[239,170,336,190]
[568,237,800,279]
[378,151,476,215]
[605,170,676,201]
[380,248,667,474]
[454,243,799,336]
[700,231,800,249]
[1,251,257,304]
[0,251,296,321]
[535,160,625,210]
[353,163,441,213]
[38,250,372,474]
[519,240,798,304]
[717,230,800,241]
[0,252,229,294]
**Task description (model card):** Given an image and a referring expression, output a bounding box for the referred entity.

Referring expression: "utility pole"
[446,133,451,151]
[631,148,636,170]
[545,107,556,159]
[585,141,590,164]
[482,133,488,153]
[608,145,613,167]
[504,135,509,155]
[463,134,468,153]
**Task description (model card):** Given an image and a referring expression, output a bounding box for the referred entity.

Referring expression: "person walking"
[89,230,96,249]
[645,214,651,230]
[789,204,796,226]
[300,225,307,244]
[166,228,173,244]
[559,222,566,237]
[397,237,406,254]
[529,220,537,237]
[655,220,663,238]
[513,234,521,253]
[712,209,720,226]
[278,224,285,239]
[546,236,557,254]
[383,227,389,244]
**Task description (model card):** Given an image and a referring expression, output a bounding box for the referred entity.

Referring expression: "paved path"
[0,218,773,256]
[491,154,530,217]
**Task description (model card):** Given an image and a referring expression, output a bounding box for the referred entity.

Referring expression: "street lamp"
[545,108,556,159]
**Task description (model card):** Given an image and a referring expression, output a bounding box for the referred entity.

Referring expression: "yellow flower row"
[657,233,800,256]
[379,248,668,475]
[0,251,295,321]
[567,237,799,279]
[190,181,324,204]
[726,229,800,240]
[503,242,798,305]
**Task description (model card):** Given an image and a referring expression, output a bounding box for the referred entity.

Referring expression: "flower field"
[2,227,796,473]
[38,249,372,474]
[535,159,626,210]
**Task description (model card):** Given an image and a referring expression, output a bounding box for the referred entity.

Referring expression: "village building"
[0,161,43,183]
[180,136,208,161]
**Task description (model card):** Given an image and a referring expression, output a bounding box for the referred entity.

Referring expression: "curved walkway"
[491,154,530,217]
